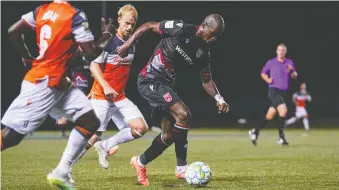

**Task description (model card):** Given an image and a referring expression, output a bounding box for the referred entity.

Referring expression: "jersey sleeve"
[71,10,94,43]
[93,51,109,64]
[261,60,270,74]
[159,20,186,36]
[289,59,296,71]
[21,6,40,30]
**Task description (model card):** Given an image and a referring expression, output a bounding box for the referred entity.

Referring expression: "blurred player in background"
[56,48,93,137]
[1,0,115,189]
[249,43,298,146]
[285,82,312,130]
[117,14,229,186]
[68,5,149,173]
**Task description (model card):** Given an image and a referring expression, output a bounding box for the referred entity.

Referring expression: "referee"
[249,43,298,145]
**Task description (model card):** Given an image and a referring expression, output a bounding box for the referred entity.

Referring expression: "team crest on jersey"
[163,92,172,102]
[196,49,203,59]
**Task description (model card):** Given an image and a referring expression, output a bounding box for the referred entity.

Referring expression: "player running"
[117,14,229,186]
[68,4,148,172]
[249,43,298,146]
[1,0,115,189]
[285,82,312,130]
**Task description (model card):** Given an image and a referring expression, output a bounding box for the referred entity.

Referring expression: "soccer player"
[117,14,229,186]
[249,43,298,146]
[285,82,312,130]
[68,4,148,172]
[1,0,115,189]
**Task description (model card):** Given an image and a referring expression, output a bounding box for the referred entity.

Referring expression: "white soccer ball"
[185,161,212,187]
[238,118,247,124]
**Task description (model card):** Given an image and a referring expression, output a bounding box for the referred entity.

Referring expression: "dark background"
[1,1,338,129]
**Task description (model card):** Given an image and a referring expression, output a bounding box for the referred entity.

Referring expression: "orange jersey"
[89,35,136,102]
[21,1,94,87]
[293,91,311,108]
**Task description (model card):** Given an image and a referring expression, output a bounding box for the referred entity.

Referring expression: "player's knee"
[1,127,26,151]
[129,119,149,138]
[304,114,308,118]
[278,110,287,117]
[175,109,191,125]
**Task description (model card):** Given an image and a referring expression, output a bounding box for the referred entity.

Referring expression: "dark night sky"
[1,1,338,127]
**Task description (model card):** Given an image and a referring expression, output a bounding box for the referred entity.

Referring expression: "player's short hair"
[203,14,225,37]
[118,4,138,21]
[277,43,287,50]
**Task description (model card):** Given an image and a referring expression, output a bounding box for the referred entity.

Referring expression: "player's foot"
[277,136,289,145]
[94,141,109,169]
[175,164,188,179]
[248,129,259,145]
[130,156,150,186]
[47,169,75,190]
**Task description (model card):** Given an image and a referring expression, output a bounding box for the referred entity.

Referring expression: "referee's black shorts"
[268,87,287,108]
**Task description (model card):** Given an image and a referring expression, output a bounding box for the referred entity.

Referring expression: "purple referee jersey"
[261,57,295,91]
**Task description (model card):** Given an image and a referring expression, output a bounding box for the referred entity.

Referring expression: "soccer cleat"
[130,156,150,186]
[47,170,75,190]
[277,136,289,145]
[94,141,109,169]
[248,129,259,145]
[175,165,188,179]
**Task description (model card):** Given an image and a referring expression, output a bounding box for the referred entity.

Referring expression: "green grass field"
[2,128,339,190]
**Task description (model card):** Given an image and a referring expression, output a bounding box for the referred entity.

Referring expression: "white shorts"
[295,107,308,118]
[91,98,144,132]
[1,77,93,134]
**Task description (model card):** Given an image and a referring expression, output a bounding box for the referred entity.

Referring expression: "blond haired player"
[1,0,115,189]
[285,83,312,130]
[69,4,148,173]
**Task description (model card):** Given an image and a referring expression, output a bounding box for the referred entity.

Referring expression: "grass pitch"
[1,128,339,190]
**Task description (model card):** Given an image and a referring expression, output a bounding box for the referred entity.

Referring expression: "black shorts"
[268,87,287,108]
[137,75,182,111]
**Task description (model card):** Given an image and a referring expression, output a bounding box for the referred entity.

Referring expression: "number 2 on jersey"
[36,25,52,60]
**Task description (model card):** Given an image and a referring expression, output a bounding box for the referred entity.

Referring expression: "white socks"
[101,128,136,152]
[303,118,310,130]
[285,117,297,126]
[55,129,88,177]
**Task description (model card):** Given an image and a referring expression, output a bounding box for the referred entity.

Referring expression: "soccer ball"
[185,161,212,187]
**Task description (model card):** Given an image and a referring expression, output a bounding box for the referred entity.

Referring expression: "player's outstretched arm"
[77,18,117,60]
[200,71,230,113]
[117,22,160,57]
[8,19,34,67]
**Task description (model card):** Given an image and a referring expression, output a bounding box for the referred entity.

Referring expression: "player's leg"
[56,117,69,137]
[47,87,100,188]
[130,77,179,186]
[298,108,310,131]
[1,80,56,150]
[132,113,174,186]
[249,106,276,145]
[71,99,112,170]
[95,99,148,169]
[169,102,191,178]
[276,103,289,145]
[285,115,298,127]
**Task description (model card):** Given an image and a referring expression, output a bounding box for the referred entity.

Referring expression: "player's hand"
[266,77,273,84]
[116,42,131,58]
[103,85,119,100]
[22,56,34,68]
[101,17,117,35]
[217,102,230,113]
[287,64,294,71]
